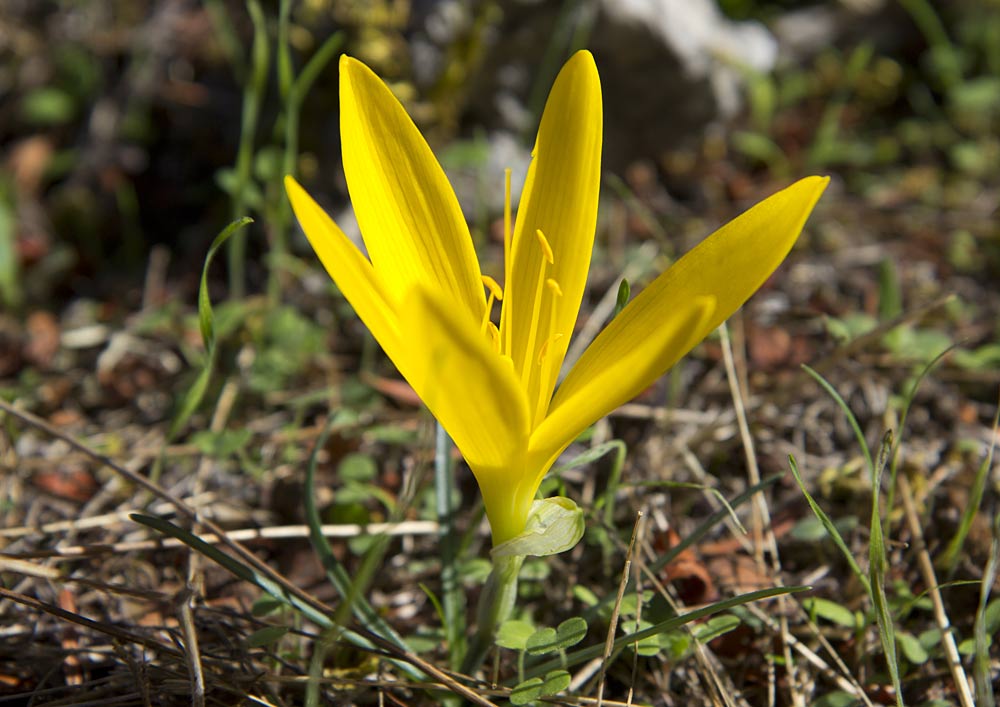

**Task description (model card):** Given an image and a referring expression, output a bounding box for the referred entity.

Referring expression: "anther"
[535,229,554,264]
[481,275,503,335]
[482,275,504,301]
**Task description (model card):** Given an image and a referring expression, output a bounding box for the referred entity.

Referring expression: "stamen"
[482,274,504,301]
[500,168,513,357]
[480,275,502,335]
[535,333,563,422]
[531,278,563,422]
[535,229,554,264]
[520,231,554,386]
[487,322,501,353]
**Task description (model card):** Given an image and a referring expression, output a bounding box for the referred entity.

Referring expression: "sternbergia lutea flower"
[286,50,828,547]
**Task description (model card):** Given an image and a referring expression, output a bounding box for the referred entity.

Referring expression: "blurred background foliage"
[0,0,996,309]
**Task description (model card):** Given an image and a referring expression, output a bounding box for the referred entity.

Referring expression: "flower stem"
[461,554,524,675]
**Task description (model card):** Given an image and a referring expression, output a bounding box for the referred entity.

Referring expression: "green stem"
[462,553,524,675]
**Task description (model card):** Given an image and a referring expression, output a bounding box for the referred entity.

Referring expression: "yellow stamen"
[482,274,503,301]
[500,168,513,357]
[480,276,503,336]
[520,230,554,386]
[535,332,564,422]
[536,229,554,264]
[531,277,563,422]
[487,321,501,353]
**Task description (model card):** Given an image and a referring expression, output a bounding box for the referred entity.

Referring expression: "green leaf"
[191,429,252,458]
[491,497,585,558]
[803,597,858,629]
[247,625,290,648]
[526,627,558,655]
[525,618,587,654]
[0,193,19,309]
[631,620,661,656]
[338,453,378,482]
[496,620,535,651]
[21,87,76,125]
[554,617,588,649]
[897,631,929,664]
[613,278,630,319]
[658,630,690,659]
[252,596,285,616]
[811,691,861,707]
[527,585,809,679]
[984,598,1000,635]
[693,614,741,643]
[510,670,570,705]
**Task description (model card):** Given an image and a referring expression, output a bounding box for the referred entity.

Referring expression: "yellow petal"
[340,56,485,320]
[285,176,401,355]
[397,286,530,480]
[504,50,603,418]
[532,175,829,462]
[530,297,716,473]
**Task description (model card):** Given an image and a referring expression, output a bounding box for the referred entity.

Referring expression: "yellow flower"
[286,51,828,546]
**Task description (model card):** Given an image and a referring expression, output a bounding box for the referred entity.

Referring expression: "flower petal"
[532,175,829,462]
[340,55,485,320]
[397,286,531,479]
[285,176,401,354]
[503,50,602,419]
[529,297,716,472]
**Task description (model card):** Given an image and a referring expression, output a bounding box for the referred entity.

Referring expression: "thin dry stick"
[596,511,644,707]
[898,473,975,707]
[746,603,876,707]
[2,521,441,558]
[177,587,205,707]
[0,398,499,707]
[183,377,239,707]
[636,536,743,707]
[719,321,802,707]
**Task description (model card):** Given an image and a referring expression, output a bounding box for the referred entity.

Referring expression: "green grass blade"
[434,422,466,669]
[168,217,251,441]
[974,513,999,707]
[789,455,870,593]
[303,416,412,653]
[886,345,955,518]
[647,473,782,577]
[228,0,269,297]
[869,431,904,707]
[526,585,808,679]
[802,364,874,474]
[171,216,251,429]
[579,474,782,625]
[290,32,344,108]
[129,512,430,683]
[940,397,999,574]
[0,191,20,310]
[131,512,333,629]
[199,217,253,345]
